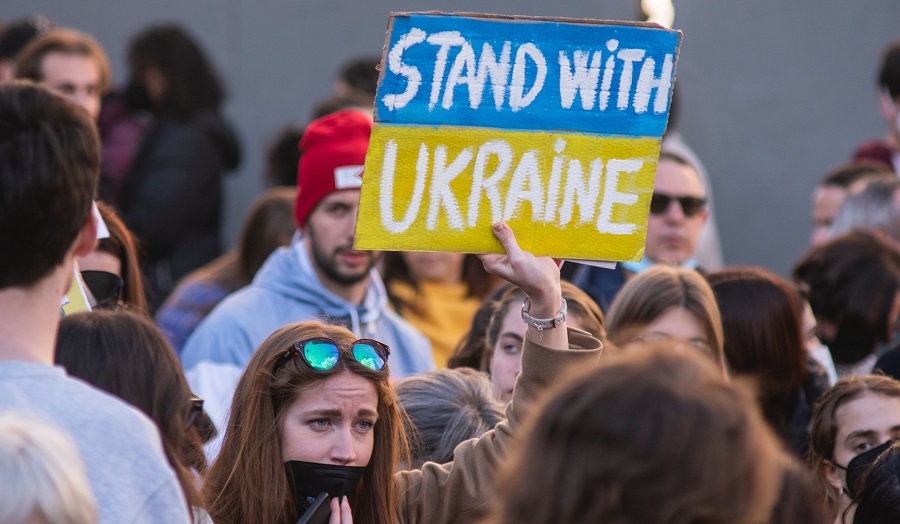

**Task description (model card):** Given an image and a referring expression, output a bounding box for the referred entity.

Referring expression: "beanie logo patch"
[335,166,364,189]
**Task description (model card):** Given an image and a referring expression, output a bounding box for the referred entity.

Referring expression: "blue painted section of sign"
[376,14,680,137]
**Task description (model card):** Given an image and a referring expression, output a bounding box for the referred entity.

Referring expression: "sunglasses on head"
[649,193,707,217]
[272,337,390,374]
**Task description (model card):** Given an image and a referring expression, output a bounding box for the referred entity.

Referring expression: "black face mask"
[284,461,364,515]
[843,440,894,498]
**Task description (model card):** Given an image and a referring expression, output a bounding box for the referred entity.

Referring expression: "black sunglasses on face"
[649,193,707,217]
[80,270,124,309]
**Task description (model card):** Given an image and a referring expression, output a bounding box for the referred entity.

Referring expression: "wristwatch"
[521,297,567,330]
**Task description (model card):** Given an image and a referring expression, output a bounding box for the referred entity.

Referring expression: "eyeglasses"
[272,338,391,374]
[186,395,204,430]
[649,193,707,217]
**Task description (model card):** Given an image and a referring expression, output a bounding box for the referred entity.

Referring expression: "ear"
[699,207,709,225]
[73,205,99,257]
[878,89,897,121]
[822,458,845,492]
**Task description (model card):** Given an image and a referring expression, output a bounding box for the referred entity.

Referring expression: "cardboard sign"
[356,12,681,260]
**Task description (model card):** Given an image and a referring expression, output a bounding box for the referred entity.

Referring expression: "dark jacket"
[119,111,240,310]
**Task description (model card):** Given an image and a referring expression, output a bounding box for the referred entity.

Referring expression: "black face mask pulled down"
[844,440,894,498]
[285,461,364,515]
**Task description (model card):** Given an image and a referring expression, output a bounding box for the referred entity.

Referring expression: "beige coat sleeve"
[394,328,603,524]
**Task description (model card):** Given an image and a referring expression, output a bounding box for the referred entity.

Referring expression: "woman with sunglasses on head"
[202,223,604,524]
[55,309,210,523]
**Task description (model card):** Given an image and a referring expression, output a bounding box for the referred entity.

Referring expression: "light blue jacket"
[181,238,434,457]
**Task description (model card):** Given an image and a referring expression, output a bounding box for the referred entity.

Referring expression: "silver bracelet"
[521,297,567,330]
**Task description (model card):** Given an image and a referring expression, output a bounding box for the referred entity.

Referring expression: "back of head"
[606,265,725,370]
[0,15,55,61]
[0,81,99,289]
[830,178,900,240]
[396,368,503,468]
[128,24,224,116]
[55,309,200,507]
[707,267,807,398]
[496,343,783,524]
[237,186,297,280]
[851,442,900,524]
[0,412,97,524]
[819,162,893,190]
[15,28,111,94]
[879,40,900,100]
[793,229,900,364]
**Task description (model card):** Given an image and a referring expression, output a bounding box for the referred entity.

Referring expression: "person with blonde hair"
[605,265,726,374]
[0,413,97,524]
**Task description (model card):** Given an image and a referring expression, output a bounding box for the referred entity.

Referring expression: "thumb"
[492,223,520,254]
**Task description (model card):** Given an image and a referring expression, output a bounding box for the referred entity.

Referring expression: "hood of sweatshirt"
[252,237,386,337]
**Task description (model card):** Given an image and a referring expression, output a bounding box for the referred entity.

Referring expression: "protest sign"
[356,12,681,261]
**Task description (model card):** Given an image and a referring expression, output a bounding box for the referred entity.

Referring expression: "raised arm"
[477,223,567,351]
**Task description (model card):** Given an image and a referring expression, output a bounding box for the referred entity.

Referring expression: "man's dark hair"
[878,40,900,99]
[820,161,892,188]
[128,24,225,117]
[338,55,380,98]
[0,81,99,289]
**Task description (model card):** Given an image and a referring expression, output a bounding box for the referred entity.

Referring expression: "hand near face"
[330,496,352,524]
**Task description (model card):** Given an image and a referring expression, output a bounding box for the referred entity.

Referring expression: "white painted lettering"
[616,49,646,110]
[379,140,428,233]
[468,139,513,227]
[596,159,642,234]
[503,150,545,221]
[382,28,426,111]
[558,50,602,110]
[426,146,473,230]
[426,32,466,111]
[634,53,674,114]
[509,43,547,112]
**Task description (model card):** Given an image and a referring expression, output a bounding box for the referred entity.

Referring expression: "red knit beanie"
[294,109,373,228]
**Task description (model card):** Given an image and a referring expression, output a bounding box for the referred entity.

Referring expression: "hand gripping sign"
[355,12,681,261]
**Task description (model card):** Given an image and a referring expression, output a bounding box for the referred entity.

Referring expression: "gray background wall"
[4,1,897,275]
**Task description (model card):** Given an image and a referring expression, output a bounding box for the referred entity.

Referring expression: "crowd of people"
[3,12,900,524]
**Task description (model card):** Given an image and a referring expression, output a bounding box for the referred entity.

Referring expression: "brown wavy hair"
[203,321,406,524]
[494,342,783,524]
[16,28,112,94]
[808,375,900,520]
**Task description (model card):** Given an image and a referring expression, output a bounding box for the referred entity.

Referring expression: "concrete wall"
[3,1,896,275]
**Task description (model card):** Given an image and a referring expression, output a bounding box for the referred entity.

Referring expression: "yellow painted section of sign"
[356,124,660,261]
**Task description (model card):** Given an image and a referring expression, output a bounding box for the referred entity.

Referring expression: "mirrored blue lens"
[303,340,340,370]
[352,342,386,371]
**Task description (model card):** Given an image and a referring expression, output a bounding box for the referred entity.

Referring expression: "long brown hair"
[203,321,406,524]
[707,267,808,441]
[55,310,200,513]
[808,375,900,520]
[494,342,783,524]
